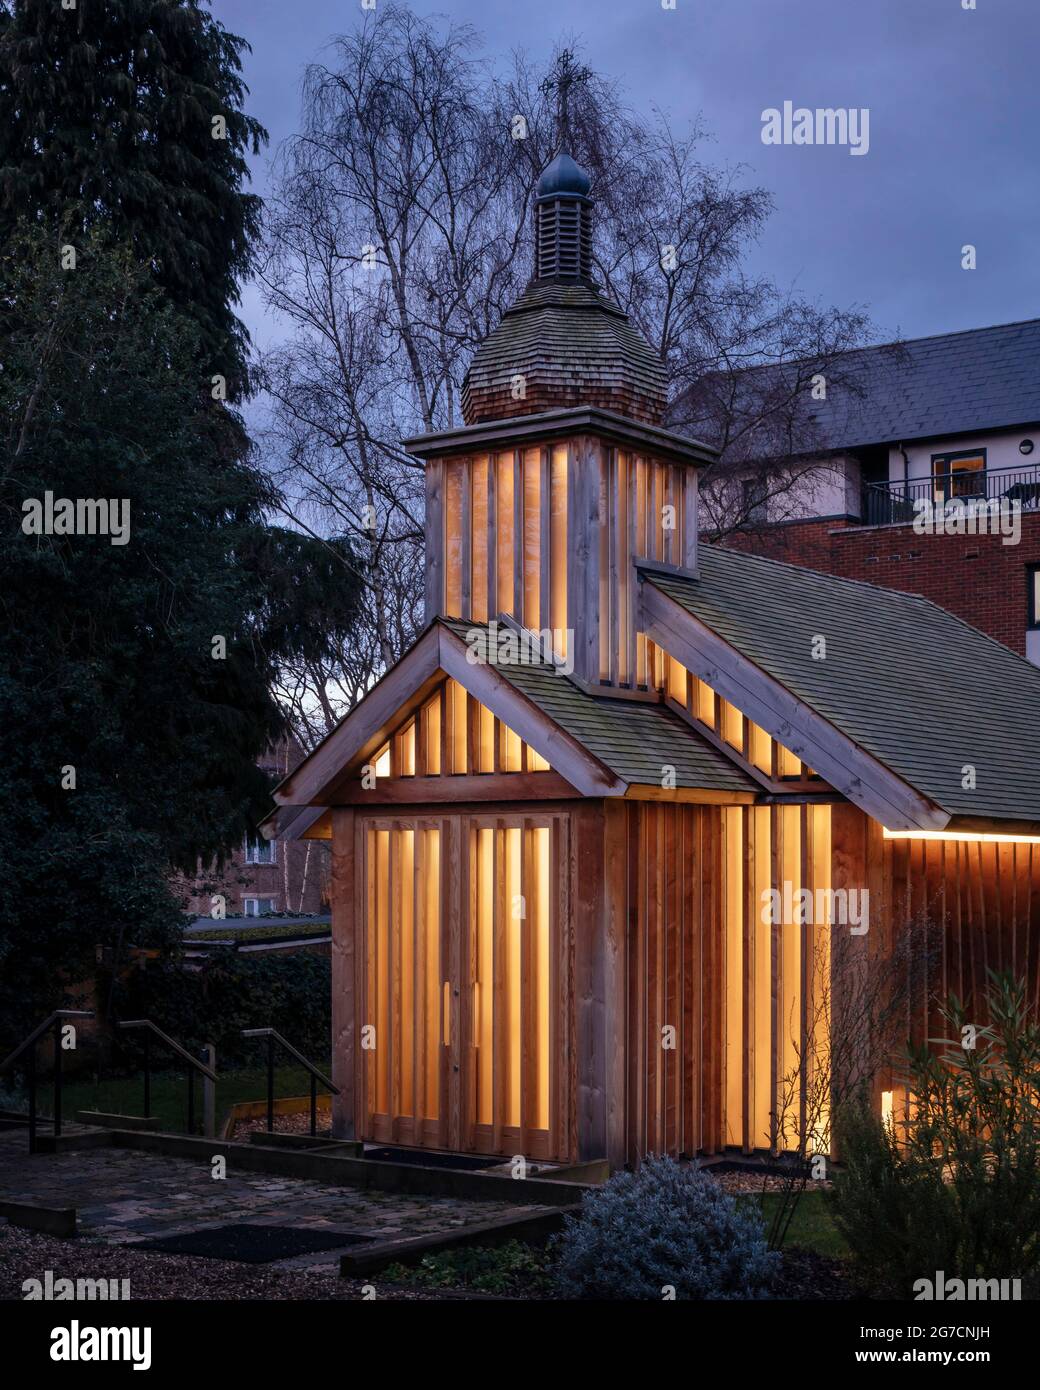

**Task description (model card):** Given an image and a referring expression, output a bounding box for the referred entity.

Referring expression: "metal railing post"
[187,1067,195,1136]
[240,1028,339,1141]
[266,1034,274,1134]
[203,1044,216,1139]
[52,1017,62,1139]
[1,1011,95,1154]
[27,1046,37,1155]
[142,1030,150,1118]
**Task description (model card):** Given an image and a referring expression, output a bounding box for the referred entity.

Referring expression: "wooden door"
[360,817,459,1149]
[358,811,571,1161]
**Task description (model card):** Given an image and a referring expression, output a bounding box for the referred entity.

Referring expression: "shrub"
[383,1241,553,1296]
[108,949,331,1070]
[552,1155,779,1300]
[831,972,1040,1298]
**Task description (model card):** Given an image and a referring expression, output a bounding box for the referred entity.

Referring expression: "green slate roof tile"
[644,545,1040,822]
[441,618,756,793]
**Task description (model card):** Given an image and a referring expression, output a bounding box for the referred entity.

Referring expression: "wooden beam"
[602,800,628,1170]
[623,784,757,805]
[437,627,625,797]
[572,801,608,1162]
[638,576,947,832]
[275,626,443,806]
[338,772,578,804]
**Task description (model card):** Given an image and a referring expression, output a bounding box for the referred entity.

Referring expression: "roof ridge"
[693,545,1040,672]
[692,541,939,608]
[847,315,1040,357]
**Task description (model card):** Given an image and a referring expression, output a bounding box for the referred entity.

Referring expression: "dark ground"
[0,1223,858,1301]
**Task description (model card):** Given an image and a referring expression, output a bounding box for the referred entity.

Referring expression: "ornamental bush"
[552,1155,779,1300]
[831,972,1040,1298]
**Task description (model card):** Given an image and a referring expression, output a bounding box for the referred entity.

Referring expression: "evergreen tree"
[0,226,361,1041]
[0,0,266,394]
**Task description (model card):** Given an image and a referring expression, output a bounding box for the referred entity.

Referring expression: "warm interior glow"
[497,452,515,618]
[883,827,1040,845]
[471,455,489,623]
[472,820,552,1135]
[366,826,441,1129]
[444,460,464,616]
[522,448,540,630]
[551,445,568,661]
[723,807,744,1148]
[422,693,441,775]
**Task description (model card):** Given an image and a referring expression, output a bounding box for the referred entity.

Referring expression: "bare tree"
[765,911,942,1251]
[259,8,883,723]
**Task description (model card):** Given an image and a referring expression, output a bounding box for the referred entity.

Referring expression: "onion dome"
[462,151,667,426]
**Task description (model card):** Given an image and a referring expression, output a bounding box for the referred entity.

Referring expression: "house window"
[1028,565,1040,630]
[932,449,986,501]
[244,836,276,865]
[243,897,276,917]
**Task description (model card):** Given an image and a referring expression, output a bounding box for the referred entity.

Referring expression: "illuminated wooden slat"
[550,445,568,661]
[509,449,522,621]
[608,447,620,685]
[539,448,551,637]
[460,458,472,620]
[486,452,497,622]
[471,455,489,624]
[492,822,506,1153]
[521,820,533,1156]
[413,829,425,1131]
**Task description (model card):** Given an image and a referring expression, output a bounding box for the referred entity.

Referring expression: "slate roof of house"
[671,318,1040,454]
[440,618,756,794]
[643,545,1040,821]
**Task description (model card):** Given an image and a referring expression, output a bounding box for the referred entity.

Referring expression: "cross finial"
[540,49,592,151]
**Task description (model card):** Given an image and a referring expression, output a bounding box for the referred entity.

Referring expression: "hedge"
[109,948,331,1070]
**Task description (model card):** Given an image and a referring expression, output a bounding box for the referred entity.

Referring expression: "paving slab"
[0,1129,552,1273]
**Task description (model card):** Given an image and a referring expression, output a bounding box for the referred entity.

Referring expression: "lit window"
[244,836,276,865]
[932,450,986,501]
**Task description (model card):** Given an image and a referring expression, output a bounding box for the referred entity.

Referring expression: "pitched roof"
[440,619,756,794]
[643,545,1040,823]
[672,318,1040,454]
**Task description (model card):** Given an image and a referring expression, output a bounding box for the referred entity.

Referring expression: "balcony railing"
[862,463,1040,527]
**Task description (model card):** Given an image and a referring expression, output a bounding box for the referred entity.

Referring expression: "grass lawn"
[42,1064,330,1135]
[756,1190,848,1258]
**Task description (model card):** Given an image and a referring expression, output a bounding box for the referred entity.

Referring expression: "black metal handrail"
[0,1010,94,1153]
[241,1028,339,1137]
[863,462,1040,526]
[118,1020,217,1136]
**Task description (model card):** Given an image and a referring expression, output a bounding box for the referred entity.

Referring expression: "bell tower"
[405,126,716,689]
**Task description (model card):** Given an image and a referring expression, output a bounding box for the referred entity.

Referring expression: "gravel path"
[0,1224,455,1301]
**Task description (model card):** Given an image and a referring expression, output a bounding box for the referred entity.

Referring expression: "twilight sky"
[210,0,1039,353]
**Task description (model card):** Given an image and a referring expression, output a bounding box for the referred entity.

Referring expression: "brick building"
[676,319,1040,660]
[176,739,329,918]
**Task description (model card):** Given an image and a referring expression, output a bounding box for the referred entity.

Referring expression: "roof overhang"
[403,406,717,469]
[268,621,627,816]
[637,566,949,833]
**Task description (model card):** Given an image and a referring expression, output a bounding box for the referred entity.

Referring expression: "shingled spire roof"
[461,150,668,427]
